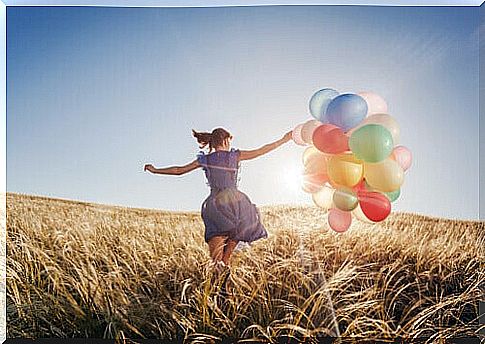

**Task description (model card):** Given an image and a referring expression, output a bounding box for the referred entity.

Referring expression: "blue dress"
[197,148,268,244]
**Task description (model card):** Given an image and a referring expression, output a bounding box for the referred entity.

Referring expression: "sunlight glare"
[280,164,304,195]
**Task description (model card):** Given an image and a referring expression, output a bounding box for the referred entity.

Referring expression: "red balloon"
[315,123,339,136]
[357,190,391,222]
[312,124,349,154]
[353,179,367,193]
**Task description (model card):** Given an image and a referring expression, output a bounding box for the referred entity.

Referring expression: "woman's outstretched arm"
[144,159,200,176]
[239,130,292,161]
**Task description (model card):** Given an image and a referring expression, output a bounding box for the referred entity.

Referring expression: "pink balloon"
[301,119,322,144]
[292,123,306,146]
[358,91,388,116]
[391,146,412,171]
[328,208,352,232]
[302,172,328,194]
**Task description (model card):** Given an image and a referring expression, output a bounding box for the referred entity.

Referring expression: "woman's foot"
[217,267,232,303]
[211,260,231,296]
[214,260,227,275]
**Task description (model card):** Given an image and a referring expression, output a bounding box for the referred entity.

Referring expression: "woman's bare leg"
[222,239,239,265]
[217,239,238,297]
[208,235,228,264]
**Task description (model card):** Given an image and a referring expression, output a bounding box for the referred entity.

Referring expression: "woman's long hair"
[192,128,232,152]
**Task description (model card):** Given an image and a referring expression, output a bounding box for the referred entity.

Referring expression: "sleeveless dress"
[197,148,268,244]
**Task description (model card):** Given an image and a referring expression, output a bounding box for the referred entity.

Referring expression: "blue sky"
[7,5,480,219]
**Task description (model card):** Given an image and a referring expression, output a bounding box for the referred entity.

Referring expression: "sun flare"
[280,165,304,193]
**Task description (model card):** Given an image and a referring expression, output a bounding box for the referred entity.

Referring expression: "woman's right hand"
[144,164,154,172]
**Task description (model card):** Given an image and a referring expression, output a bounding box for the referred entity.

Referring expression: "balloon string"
[296,226,341,339]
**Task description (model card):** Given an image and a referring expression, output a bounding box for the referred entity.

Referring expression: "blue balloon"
[309,88,339,122]
[325,94,368,132]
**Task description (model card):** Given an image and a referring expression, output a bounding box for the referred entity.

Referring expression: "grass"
[6,192,485,343]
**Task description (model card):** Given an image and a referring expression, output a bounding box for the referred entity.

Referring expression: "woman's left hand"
[282,130,292,142]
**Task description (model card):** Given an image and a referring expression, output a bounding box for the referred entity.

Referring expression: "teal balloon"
[309,88,339,122]
[349,124,394,163]
[325,93,368,131]
[385,188,400,202]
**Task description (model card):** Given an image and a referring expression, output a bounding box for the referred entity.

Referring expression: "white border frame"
[1,1,483,343]
[1,1,6,342]
[2,0,484,7]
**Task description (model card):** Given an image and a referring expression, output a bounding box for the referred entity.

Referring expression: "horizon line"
[6,192,483,223]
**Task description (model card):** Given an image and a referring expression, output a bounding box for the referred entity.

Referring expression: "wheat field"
[6,192,485,342]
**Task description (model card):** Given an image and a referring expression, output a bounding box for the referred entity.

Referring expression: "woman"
[144,127,292,270]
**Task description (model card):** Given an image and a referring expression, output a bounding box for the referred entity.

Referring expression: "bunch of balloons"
[292,88,412,232]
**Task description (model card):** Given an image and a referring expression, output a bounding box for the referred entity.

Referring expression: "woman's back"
[197,148,240,193]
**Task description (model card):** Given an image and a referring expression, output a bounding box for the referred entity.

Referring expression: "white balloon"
[358,91,388,116]
[352,203,376,224]
[292,123,307,146]
[349,113,400,144]
[312,183,335,210]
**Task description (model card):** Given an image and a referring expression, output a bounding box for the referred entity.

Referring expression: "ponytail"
[192,129,213,150]
[192,128,232,152]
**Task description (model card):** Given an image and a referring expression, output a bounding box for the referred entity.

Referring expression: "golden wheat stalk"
[6,193,485,342]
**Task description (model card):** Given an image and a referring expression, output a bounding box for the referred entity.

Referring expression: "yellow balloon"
[327,153,363,188]
[312,183,335,210]
[364,158,404,192]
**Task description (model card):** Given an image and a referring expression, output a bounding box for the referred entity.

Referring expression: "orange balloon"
[304,151,329,175]
[302,171,328,193]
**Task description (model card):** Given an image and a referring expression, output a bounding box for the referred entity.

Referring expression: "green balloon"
[349,124,394,163]
[384,188,400,202]
[333,188,358,211]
